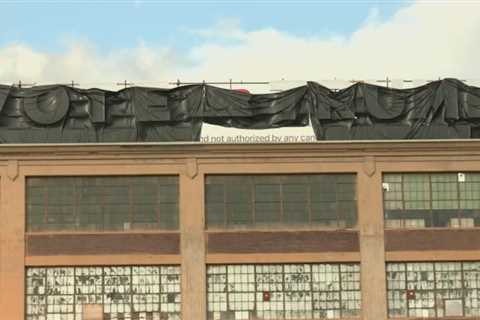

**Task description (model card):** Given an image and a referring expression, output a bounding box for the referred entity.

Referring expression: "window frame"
[383,172,480,229]
[207,263,361,320]
[26,175,179,232]
[205,174,357,230]
[386,261,480,318]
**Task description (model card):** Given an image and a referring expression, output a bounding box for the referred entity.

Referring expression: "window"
[26,176,179,232]
[26,265,181,320]
[207,263,361,320]
[387,262,480,318]
[205,174,356,229]
[383,173,480,228]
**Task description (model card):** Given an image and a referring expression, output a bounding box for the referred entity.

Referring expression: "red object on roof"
[235,89,250,94]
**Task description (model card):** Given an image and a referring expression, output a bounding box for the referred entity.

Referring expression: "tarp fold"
[308,78,480,140]
[0,79,479,143]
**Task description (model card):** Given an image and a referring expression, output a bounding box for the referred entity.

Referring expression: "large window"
[26,265,181,320]
[27,176,179,232]
[205,174,356,229]
[387,262,480,318]
[207,263,361,320]
[383,173,480,228]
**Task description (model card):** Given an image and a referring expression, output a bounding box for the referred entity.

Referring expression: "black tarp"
[0,78,479,143]
[0,84,203,143]
[308,78,480,140]
[202,85,310,128]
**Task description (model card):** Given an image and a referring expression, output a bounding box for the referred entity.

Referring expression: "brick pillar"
[0,167,25,320]
[357,168,388,320]
[180,166,206,320]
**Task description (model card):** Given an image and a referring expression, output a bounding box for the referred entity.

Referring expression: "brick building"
[1,140,480,320]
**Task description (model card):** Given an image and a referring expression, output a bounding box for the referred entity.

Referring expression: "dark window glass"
[26,176,179,232]
[384,173,480,229]
[205,174,357,229]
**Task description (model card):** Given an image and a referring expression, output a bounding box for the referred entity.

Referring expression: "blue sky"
[0,1,410,53]
[0,0,478,88]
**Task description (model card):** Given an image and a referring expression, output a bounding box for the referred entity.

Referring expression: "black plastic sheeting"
[308,78,480,140]
[0,78,479,143]
[202,85,310,129]
[0,84,203,143]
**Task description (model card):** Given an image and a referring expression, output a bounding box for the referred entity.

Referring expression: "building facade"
[1,140,480,320]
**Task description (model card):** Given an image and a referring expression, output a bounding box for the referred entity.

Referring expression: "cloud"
[0,40,183,89]
[0,0,479,88]
[187,1,480,82]
[191,18,247,41]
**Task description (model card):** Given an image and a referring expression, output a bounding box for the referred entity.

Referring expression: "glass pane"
[459,176,480,210]
[206,184,224,203]
[132,204,157,222]
[403,174,430,210]
[159,203,179,229]
[26,266,181,320]
[311,183,336,202]
[207,203,225,227]
[206,174,357,229]
[383,173,480,229]
[338,201,357,228]
[432,174,458,210]
[283,184,308,202]
[255,184,280,202]
[336,182,356,201]
[383,174,403,210]
[227,203,252,226]
[226,184,252,203]
[207,263,360,320]
[255,202,280,225]
[26,176,178,231]
[386,261,480,318]
[283,202,309,224]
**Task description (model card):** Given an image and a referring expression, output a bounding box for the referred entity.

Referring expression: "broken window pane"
[387,261,480,318]
[26,265,181,320]
[207,263,361,320]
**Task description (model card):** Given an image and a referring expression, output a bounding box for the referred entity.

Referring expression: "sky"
[2,0,479,90]
[1,0,479,138]
[0,1,409,53]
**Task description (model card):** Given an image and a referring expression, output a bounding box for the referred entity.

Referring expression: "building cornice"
[0,140,478,161]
